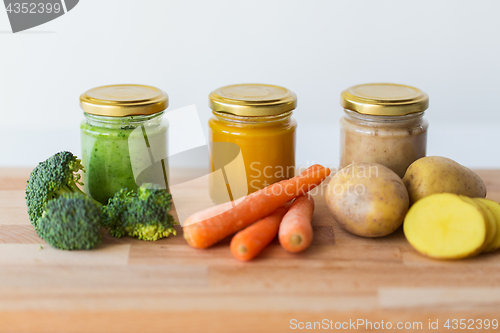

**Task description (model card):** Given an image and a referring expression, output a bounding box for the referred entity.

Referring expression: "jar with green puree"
[80,84,169,204]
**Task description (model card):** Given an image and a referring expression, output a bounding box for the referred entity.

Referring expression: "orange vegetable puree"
[209,111,296,204]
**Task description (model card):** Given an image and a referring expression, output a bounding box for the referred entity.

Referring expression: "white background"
[0,0,499,168]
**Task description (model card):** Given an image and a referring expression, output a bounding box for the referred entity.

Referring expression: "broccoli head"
[102,183,176,241]
[101,188,133,238]
[25,151,98,229]
[37,193,102,250]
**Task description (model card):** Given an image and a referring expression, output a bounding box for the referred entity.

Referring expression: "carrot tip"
[238,245,248,254]
[290,234,303,246]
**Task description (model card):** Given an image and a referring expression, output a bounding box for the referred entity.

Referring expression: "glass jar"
[208,84,297,204]
[339,83,429,178]
[79,84,169,204]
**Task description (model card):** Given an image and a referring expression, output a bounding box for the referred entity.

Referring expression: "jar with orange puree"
[208,84,297,204]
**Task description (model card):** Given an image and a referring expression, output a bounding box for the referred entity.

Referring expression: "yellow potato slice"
[475,198,500,252]
[461,197,496,252]
[404,193,487,259]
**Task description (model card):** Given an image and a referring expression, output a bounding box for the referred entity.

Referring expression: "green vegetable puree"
[80,114,168,205]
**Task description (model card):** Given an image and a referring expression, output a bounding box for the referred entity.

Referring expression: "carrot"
[230,205,290,261]
[183,164,330,249]
[279,193,315,253]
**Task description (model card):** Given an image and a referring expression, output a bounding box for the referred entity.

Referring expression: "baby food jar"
[208,83,297,204]
[340,83,429,178]
[80,84,169,204]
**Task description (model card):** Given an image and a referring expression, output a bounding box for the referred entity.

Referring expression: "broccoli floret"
[37,193,102,250]
[102,183,176,241]
[101,188,133,238]
[25,151,100,229]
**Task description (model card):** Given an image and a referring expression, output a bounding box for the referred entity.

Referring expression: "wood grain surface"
[1,168,500,333]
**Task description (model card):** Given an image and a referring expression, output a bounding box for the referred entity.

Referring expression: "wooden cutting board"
[1,168,500,333]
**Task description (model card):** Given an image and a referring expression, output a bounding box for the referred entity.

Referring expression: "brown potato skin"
[325,162,410,237]
[403,156,487,205]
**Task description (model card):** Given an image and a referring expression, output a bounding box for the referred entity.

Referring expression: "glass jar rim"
[212,110,293,124]
[343,108,425,123]
[83,111,164,125]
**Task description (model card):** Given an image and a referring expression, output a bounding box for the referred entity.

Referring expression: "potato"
[462,197,496,253]
[475,198,500,252]
[404,193,487,259]
[325,162,409,237]
[403,156,486,204]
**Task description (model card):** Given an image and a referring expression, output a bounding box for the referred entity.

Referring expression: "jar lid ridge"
[341,83,428,116]
[209,83,297,116]
[80,84,169,117]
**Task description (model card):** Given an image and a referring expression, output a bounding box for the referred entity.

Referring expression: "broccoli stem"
[55,183,103,207]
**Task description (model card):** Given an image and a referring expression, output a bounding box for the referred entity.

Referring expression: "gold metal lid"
[209,83,297,116]
[340,83,429,116]
[80,84,168,117]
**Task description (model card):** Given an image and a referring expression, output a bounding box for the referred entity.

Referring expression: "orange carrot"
[279,193,315,253]
[230,205,290,261]
[183,164,330,249]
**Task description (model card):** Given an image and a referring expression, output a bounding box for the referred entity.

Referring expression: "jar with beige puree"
[339,83,429,178]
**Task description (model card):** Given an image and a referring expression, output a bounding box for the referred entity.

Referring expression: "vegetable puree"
[208,83,298,204]
[339,83,429,178]
[209,111,296,203]
[79,84,170,204]
[80,115,168,205]
[340,111,428,178]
